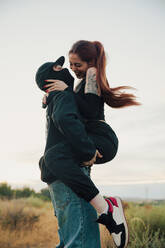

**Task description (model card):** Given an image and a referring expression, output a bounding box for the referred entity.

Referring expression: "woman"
[43,40,140,248]
[45,40,140,164]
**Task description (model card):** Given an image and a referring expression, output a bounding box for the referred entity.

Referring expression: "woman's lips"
[74,71,86,79]
[75,72,81,77]
[75,72,84,77]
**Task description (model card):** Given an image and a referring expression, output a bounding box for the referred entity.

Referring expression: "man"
[36,56,101,248]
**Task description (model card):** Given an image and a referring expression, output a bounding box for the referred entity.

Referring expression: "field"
[0,197,165,248]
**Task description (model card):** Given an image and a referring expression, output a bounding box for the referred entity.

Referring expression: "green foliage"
[0,182,13,199]
[129,225,165,248]
[40,188,51,200]
[36,188,51,201]
[126,202,165,248]
[0,182,51,201]
[13,187,35,198]
[127,203,165,235]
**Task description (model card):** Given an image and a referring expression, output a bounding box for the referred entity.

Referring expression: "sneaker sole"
[115,197,129,248]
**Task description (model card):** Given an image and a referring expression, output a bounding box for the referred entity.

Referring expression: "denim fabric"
[48,167,101,248]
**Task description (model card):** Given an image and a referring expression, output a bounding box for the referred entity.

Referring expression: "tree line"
[0,182,50,201]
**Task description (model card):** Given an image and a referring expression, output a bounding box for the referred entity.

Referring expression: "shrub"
[0,182,13,199]
[13,187,35,198]
[36,187,51,201]
[0,199,59,248]
[0,199,40,230]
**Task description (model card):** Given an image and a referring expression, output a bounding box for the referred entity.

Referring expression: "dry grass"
[0,199,59,248]
[100,224,115,248]
[0,212,59,248]
[0,198,165,248]
[0,198,115,248]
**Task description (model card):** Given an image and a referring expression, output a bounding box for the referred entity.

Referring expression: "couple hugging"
[35,40,140,248]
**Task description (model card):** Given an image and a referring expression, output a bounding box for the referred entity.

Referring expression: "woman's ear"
[88,60,95,67]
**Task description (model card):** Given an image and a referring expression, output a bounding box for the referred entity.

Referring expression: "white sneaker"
[96,196,129,248]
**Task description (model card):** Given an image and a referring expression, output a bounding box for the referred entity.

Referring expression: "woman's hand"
[44,79,68,93]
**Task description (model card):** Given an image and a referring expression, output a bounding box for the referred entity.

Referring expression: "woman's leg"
[89,133,118,163]
[85,122,129,247]
[86,121,119,164]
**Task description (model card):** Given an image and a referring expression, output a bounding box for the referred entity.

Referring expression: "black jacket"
[39,89,96,184]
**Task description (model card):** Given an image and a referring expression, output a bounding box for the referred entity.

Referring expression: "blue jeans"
[48,167,101,248]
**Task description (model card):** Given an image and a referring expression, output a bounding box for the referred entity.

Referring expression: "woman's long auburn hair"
[69,40,140,108]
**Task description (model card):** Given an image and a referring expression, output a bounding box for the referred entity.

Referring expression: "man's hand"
[83,150,103,166]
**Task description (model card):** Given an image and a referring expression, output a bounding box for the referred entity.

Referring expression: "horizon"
[2,179,165,200]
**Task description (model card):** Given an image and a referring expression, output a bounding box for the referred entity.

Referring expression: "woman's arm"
[85,67,100,96]
[74,67,101,119]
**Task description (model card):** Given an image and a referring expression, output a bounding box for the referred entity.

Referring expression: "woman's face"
[69,53,89,79]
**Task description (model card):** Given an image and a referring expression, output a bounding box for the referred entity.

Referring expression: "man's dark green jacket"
[39,89,96,183]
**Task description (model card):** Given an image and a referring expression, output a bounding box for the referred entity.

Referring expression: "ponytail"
[93,41,140,108]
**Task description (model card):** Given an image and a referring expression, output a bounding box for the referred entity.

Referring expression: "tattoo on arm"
[85,67,100,96]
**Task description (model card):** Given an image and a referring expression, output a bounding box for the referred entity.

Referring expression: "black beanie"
[35,56,74,91]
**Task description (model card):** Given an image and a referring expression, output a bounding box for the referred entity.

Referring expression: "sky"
[0,0,165,199]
